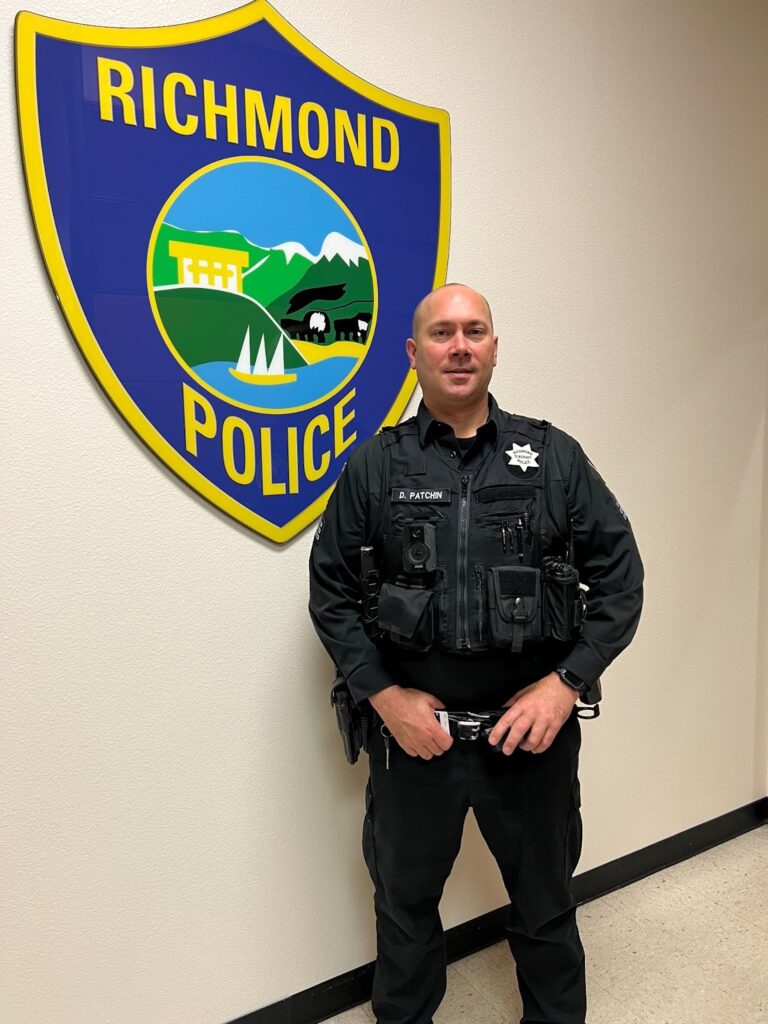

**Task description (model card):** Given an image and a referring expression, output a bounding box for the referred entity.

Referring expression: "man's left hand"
[487,672,579,755]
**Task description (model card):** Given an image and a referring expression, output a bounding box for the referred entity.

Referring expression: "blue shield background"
[29,6,449,538]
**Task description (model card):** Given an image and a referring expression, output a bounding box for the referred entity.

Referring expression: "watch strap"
[556,667,590,697]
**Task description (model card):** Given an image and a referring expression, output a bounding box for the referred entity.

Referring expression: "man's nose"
[450,330,470,355]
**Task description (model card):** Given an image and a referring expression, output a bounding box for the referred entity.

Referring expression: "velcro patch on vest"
[391,488,451,503]
[476,485,537,502]
[498,568,538,597]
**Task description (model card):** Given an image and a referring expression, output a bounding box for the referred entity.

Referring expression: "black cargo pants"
[363,711,585,1024]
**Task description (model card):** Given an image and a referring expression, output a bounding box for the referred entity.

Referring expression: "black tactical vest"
[372,412,581,656]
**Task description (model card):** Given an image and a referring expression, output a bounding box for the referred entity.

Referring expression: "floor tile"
[585,980,650,1024]
[451,941,523,1020]
[720,877,768,936]
[579,901,645,956]
[660,825,767,911]
[433,965,506,1023]
[598,870,733,946]
[323,1005,374,1024]
[604,952,754,1024]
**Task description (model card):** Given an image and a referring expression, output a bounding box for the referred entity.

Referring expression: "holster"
[330,674,372,765]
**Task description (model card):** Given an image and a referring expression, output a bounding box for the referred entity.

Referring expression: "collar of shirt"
[416,393,501,448]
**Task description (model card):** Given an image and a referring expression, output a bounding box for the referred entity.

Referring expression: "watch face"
[559,669,586,693]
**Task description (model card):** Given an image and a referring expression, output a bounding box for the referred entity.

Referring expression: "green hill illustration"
[154,286,308,369]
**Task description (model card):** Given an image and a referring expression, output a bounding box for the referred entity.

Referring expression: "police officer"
[309,284,643,1024]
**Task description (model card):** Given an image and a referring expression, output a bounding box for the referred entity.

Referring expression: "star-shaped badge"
[505,443,540,472]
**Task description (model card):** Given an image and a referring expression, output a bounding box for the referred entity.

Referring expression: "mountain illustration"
[274,231,366,267]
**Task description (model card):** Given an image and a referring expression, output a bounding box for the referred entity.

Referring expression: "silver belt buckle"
[456,717,482,741]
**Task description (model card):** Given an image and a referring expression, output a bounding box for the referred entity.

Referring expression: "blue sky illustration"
[166,161,357,252]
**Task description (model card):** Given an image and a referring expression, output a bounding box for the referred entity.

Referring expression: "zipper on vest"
[515,515,524,562]
[457,475,471,649]
[474,565,486,643]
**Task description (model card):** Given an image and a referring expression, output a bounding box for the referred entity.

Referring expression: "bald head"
[411,283,494,338]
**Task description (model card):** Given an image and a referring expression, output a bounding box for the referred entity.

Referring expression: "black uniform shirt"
[309,396,643,709]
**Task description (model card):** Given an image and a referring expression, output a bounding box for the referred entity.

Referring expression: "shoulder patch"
[586,456,628,521]
[613,496,628,522]
[313,514,325,542]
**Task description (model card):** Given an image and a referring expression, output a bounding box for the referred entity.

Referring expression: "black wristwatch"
[555,667,590,697]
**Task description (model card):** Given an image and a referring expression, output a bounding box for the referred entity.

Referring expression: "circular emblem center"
[148,157,376,413]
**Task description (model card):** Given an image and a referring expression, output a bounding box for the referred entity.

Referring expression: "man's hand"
[487,672,579,755]
[369,685,454,760]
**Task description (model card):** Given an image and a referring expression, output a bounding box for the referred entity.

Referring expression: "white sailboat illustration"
[229,326,297,385]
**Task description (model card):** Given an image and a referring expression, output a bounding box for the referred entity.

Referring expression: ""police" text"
[182,383,357,495]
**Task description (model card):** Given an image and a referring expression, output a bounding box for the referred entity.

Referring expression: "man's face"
[406,286,498,410]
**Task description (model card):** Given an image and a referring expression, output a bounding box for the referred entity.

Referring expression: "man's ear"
[406,337,417,370]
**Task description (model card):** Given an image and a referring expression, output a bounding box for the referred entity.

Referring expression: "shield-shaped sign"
[16,1,450,542]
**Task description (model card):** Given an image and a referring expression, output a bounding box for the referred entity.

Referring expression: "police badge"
[16,1,450,542]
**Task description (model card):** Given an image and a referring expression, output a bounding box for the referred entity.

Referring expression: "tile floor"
[324,824,767,1024]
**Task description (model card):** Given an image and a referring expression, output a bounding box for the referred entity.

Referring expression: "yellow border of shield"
[15,0,451,543]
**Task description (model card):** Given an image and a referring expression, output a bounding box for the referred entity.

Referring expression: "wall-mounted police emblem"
[505,443,540,474]
[17,1,450,542]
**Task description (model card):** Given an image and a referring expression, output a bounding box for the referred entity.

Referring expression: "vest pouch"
[542,558,585,641]
[486,566,541,653]
[378,582,435,652]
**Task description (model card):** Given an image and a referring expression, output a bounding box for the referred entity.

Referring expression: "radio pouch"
[378,582,434,652]
[487,566,541,652]
[542,558,585,641]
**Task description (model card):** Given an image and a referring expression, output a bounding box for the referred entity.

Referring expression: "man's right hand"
[368,685,454,760]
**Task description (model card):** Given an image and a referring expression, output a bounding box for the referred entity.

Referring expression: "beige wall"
[2,1,767,1022]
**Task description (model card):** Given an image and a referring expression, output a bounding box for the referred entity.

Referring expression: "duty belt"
[435,710,507,741]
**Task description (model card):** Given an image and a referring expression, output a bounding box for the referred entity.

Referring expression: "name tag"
[391,488,451,503]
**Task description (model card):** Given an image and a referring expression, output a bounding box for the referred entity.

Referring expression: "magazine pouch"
[486,566,541,653]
